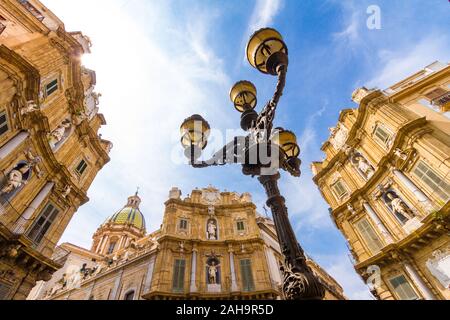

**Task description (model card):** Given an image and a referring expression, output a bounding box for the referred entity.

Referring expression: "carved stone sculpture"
[207,220,217,240]
[208,262,218,284]
[21,100,40,115]
[386,192,415,221]
[61,185,71,198]
[49,119,71,147]
[1,164,30,194]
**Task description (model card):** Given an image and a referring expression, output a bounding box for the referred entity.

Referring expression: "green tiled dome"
[108,192,146,231]
[109,207,145,230]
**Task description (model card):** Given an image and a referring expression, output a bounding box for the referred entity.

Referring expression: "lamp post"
[179,28,325,300]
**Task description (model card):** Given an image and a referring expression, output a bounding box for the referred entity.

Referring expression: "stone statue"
[61,185,71,198]
[92,92,102,106]
[1,164,30,194]
[207,220,217,240]
[21,100,40,115]
[386,193,415,220]
[394,148,408,161]
[208,262,218,284]
[49,119,71,147]
[355,154,375,178]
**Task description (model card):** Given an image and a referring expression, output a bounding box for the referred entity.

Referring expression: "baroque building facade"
[312,61,450,300]
[0,0,111,299]
[28,187,346,300]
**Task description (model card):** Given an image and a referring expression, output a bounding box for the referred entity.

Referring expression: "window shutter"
[172,259,185,292]
[355,218,383,254]
[26,202,60,244]
[0,282,11,300]
[240,259,255,292]
[389,275,419,300]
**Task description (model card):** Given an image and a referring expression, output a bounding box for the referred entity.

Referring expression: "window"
[179,219,188,230]
[389,275,419,300]
[75,159,88,176]
[172,259,186,292]
[237,221,245,232]
[0,110,9,136]
[0,21,5,36]
[124,291,135,300]
[413,161,450,201]
[26,202,59,245]
[45,79,58,97]
[354,217,384,255]
[0,281,12,300]
[18,0,45,21]
[331,180,348,200]
[373,124,392,146]
[240,259,255,292]
[107,242,116,254]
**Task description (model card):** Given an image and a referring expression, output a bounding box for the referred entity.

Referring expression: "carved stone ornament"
[351,87,374,104]
[329,123,349,151]
[201,185,221,205]
[21,100,40,115]
[425,248,450,289]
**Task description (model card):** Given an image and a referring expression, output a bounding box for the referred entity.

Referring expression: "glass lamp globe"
[246,28,288,75]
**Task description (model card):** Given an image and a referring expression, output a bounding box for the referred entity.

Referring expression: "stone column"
[362,201,394,244]
[0,131,29,160]
[95,236,105,253]
[189,247,198,292]
[14,182,55,234]
[100,235,109,254]
[392,169,434,213]
[228,245,238,292]
[404,262,435,300]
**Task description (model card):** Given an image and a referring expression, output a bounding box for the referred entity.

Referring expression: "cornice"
[388,65,450,102]
[314,90,385,183]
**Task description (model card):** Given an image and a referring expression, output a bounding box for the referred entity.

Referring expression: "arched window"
[107,241,116,254]
[124,290,135,300]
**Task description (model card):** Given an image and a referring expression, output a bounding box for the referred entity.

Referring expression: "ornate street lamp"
[180,28,325,300]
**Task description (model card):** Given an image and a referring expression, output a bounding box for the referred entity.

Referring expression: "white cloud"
[317,253,374,300]
[332,1,361,47]
[366,34,450,89]
[41,0,233,246]
[248,0,283,32]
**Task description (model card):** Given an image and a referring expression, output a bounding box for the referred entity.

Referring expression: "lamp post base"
[258,173,325,300]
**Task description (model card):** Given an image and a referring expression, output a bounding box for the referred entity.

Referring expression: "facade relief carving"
[329,123,349,151]
[352,87,374,104]
[48,118,72,149]
[426,248,450,289]
[347,149,375,180]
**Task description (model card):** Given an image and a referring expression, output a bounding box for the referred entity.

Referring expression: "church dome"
[108,192,146,231]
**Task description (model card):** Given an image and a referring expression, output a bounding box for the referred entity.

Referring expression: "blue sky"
[42,0,450,299]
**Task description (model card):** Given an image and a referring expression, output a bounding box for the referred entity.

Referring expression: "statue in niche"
[21,100,40,115]
[0,163,31,194]
[61,185,71,198]
[207,219,217,240]
[383,191,415,223]
[208,261,218,284]
[353,153,375,179]
[49,119,71,148]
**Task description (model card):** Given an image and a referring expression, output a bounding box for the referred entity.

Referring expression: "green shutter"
[240,259,255,292]
[389,275,419,300]
[172,259,185,292]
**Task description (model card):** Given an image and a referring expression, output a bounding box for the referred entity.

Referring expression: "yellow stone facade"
[312,61,450,300]
[0,0,111,299]
[28,188,346,300]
